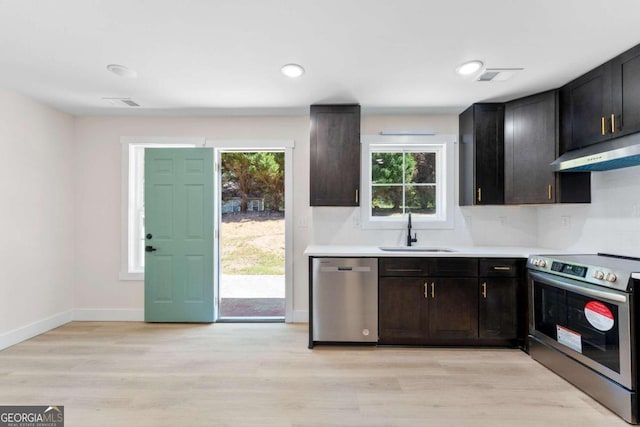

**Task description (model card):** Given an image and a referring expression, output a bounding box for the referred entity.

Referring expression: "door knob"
[146,233,153,239]
[145,245,157,252]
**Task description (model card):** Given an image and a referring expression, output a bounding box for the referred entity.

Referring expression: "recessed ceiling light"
[456,60,484,76]
[106,64,138,78]
[281,63,305,78]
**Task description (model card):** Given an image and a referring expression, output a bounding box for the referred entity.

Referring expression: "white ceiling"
[1,0,639,116]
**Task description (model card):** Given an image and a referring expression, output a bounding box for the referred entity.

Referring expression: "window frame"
[119,136,204,281]
[360,135,456,230]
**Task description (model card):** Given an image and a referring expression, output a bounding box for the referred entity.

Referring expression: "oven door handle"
[529,271,628,304]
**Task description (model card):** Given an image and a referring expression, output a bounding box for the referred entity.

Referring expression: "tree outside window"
[371,150,437,218]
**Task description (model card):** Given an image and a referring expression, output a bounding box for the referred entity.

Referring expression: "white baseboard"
[0,310,73,351]
[75,308,304,322]
[73,309,145,321]
[291,309,309,323]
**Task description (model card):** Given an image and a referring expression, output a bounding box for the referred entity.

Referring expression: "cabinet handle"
[493,266,512,271]
[477,188,482,203]
[601,116,607,135]
[611,114,616,133]
[424,282,429,299]
[355,189,359,204]
[431,282,435,299]
[482,282,487,299]
[548,184,553,200]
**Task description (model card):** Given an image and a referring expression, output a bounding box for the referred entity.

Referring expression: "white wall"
[0,88,75,348]
[73,116,311,320]
[538,166,640,257]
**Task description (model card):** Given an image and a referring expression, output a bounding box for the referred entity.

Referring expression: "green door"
[144,148,214,322]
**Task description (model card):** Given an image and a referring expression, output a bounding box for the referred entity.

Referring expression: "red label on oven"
[584,301,614,331]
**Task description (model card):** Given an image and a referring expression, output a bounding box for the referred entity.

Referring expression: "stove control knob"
[605,273,617,282]
[593,270,605,280]
[531,259,540,266]
[538,259,547,268]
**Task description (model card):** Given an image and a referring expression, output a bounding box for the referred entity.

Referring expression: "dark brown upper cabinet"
[310,104,361,206]
[612,44,640,138]
[505,91,590,204]
[505,91,557,204]
[560,63,612,153]
[560,43,640,153]
[459,103,505,206]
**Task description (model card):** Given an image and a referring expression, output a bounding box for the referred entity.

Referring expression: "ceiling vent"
[102,97,140,107]
[476,68,524,82]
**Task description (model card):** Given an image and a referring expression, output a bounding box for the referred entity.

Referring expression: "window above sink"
[360,135,456,230]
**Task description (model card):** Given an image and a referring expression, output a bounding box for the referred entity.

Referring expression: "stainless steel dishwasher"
[311,257,378,345]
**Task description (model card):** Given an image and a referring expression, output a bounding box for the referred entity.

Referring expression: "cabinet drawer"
[479,258,524,277]
[431,258,478,277]
[379,258,429,276]
[380,258,478,277]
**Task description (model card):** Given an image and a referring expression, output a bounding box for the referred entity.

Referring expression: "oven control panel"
[550,261,588,278]
[529,257,590,278]
[527,255,631,291]
[528,256,592,280]
[527,254,640,292]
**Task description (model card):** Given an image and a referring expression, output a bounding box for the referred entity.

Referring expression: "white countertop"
[304,245,564,258]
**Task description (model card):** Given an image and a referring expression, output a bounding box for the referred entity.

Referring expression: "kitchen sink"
[378,246,456,253]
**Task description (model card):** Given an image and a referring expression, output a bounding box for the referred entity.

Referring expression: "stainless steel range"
[528,253,640,424]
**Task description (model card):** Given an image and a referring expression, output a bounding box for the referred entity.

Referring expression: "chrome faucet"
[406,211,417,247]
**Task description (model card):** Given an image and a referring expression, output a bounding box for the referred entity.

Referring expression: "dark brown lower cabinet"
[378,277,477,345]
[479,278,518,340]
[378,257,524,347]
[478,258,525,346]
[378,278,426,343]
[428,278,478,339]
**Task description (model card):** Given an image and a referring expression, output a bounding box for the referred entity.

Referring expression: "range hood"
[551,132,640,172]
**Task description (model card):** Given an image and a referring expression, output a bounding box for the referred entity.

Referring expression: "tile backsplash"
[538,166,640,257]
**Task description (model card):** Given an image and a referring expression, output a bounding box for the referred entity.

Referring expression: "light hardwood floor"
[0,322,629,426]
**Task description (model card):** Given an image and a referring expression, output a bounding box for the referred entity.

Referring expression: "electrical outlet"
[353,212,361,228]
[561,215,571,228]
[296,215,308,228]
[633,204,640,218]
[498,216,507,226]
